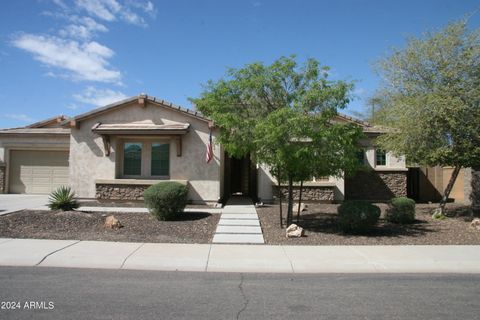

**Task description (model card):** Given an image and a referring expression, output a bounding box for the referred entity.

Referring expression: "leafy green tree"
[374,20,480,215]
[191,56,350,157]
[255,108,362,225]
[192,56,363,226]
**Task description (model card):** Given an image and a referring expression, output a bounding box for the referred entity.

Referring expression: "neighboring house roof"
[26,115,67,128]
[0,128,70,136]
[335,113,389,134]
[91,122,190,135]
[64,94,210,128]
[0,115,70,136]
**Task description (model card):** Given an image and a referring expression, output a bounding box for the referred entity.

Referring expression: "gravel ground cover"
[257,203,480,245]
[0,206,219,244]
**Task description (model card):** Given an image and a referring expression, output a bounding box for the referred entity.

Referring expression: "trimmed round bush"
[144,182,189,221]
[338,200,380,233]
[386,197,416,224]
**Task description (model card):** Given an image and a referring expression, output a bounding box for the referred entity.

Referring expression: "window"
[122,141,170,178]
[123,142,142,175]
[151,143,170,176]
[356,150,365,165]
[312,176,329,182]
[376,149,386,166]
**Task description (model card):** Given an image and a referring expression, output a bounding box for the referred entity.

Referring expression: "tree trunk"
[297,180,303,224]
[286,176,294,226]
[438,166,461,215]
[277,174,283,228]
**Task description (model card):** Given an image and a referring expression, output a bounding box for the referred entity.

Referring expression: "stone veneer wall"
[273,185,335,202]
[0,165,5,194]
[345,170,407,201]
[96,184,151,200]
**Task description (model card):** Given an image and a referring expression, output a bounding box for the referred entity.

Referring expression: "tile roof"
[0,128,70,135]
[64,94,209,126]
[91,122,190,135]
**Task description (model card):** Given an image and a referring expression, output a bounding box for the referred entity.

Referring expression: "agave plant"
[48,186,79,211]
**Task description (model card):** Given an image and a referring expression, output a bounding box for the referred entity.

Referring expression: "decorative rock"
[0,165,5,193]
[286,224,304,238]
[105,215,123,229]
[469,218,480,231]
[293,203,307,213]
[96,183,149,200]
[274,186,335,201]
[345,171,407,200]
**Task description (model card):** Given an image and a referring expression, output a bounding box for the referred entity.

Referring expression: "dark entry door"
[230,157,244,194]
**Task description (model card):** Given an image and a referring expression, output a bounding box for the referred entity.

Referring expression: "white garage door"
[9,150,69,194]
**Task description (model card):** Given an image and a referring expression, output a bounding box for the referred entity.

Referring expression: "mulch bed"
[0,207,219,244]
[257,203,480,245]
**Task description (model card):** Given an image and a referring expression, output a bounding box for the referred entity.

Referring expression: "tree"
[373,20,480,215]
[254,108,362,225]
[191,56,363,225]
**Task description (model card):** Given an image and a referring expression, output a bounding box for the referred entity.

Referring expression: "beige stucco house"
[0,94,410,203]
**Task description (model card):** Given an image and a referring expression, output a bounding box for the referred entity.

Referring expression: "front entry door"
[230,157,244,194]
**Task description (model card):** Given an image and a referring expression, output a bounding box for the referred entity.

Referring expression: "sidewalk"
[212,196,264,244]
[0,238,479,273]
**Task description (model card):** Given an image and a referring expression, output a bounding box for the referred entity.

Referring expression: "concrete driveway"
[0,194,50,216]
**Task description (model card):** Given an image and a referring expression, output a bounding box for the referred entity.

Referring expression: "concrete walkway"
[0,194,49,216]
[0,238,479,273]
[212,197,265,244]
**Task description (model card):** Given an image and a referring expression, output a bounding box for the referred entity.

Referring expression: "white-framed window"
[375,149,387,166]
[312,176,329,182]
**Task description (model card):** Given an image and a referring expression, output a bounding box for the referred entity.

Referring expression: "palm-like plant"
[48,186,79,211]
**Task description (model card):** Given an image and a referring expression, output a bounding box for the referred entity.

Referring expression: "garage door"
[9,150,69,194]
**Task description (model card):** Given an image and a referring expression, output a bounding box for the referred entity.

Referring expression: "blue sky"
[0,0,479,128]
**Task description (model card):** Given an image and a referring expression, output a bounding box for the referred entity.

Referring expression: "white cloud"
[144,1,155,13]
[12,34,121,83]
[74,86,127,106]
[3,114,35,123]
[60,16,108,40]
[52,0,68,9]
[75,0,155,26]
[75,0,121,22]
[127,0,156,17]
[120,9,147,27]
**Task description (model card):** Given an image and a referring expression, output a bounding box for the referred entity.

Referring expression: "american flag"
[206,130,213,163]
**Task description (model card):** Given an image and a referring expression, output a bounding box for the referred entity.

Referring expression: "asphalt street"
[0,267,479,320]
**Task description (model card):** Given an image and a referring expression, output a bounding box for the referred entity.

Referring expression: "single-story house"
[0,94,409,203]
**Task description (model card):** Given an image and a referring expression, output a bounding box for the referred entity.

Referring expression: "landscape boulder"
[469,218,480,231]
[286,224,304,238]
[105,215,123,229]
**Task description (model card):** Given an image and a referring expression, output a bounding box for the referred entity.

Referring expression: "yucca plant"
[48,186,79,211]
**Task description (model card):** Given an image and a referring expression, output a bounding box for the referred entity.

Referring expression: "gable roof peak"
[62,94,209,128]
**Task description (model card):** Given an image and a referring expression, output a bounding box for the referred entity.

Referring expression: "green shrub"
[144,182,189,221]
[338,201,380,233]
[386,197,416,224]
[48,186,79,211]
